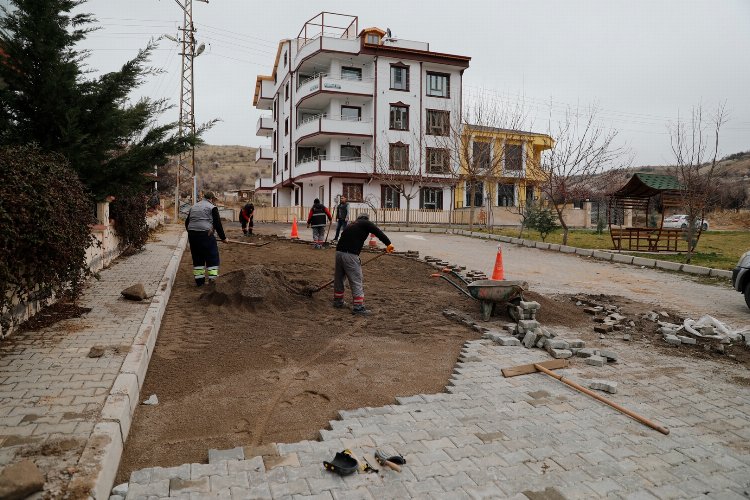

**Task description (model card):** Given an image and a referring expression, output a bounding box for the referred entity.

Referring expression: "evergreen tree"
[0,0,199,200]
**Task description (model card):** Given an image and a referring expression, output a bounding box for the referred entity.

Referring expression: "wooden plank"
[501,358,569,378]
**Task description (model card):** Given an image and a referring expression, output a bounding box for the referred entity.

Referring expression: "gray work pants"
[334,251,364,305]
[312,226,325,243]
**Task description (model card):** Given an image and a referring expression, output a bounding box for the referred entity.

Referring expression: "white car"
[663,214,709,231]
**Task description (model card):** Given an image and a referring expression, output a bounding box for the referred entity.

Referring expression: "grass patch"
[480,227,750,270]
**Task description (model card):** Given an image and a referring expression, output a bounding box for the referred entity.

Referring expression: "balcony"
[296,114,373,144]
[255,78,275,110]
[294,35,360,68]
[294,155,372,177]
[254,177,274,191]
[255,146,273,163]
[296,74,373,108]
[255,115,273,137]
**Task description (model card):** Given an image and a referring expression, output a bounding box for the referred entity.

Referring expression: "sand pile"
[202,265,310,308]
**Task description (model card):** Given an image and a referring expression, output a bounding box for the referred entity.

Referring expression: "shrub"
[596,217,606,234]
[0,145,94,329]
[526,204,559,242]
[110,191,149,252]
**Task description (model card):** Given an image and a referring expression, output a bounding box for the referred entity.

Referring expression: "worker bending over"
[334,214,394,315]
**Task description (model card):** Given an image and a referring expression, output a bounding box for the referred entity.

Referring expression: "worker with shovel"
[334,213,394,315]
[239,202,254,236]
[185,192,227,286]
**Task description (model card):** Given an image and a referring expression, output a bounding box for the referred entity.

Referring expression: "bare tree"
[370,130,431,224]
[539,106,629,245]
[228,172,247,191]
[437,90,533,231]
[668,104,727,263]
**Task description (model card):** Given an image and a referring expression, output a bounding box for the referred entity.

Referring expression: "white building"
[253,12,470,211]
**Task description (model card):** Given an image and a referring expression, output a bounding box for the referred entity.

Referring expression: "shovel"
[302,251,387,296]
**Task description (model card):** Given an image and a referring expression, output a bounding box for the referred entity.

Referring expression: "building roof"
[613,173,682,198]
[466,125,549,137]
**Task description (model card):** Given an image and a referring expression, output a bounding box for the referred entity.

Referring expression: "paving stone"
[545,339,569,350]
[522,331,538,349]
[664,334,682,346]
[588,380,618,394]
[576,348,596,358]
[594,325,613,333]
[597,349,618,362]
[208,447,245,464]
[677,335,697,345]
[585,355,606,367]
[546,348,573,359]
[496,337,521,347]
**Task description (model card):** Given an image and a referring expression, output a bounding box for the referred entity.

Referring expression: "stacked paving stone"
[572,296,635,340]
[423,256,483,283]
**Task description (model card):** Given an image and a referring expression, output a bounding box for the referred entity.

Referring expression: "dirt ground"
[117,232,480,480]
[116,228,750,482]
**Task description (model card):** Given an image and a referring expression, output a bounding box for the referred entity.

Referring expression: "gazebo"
[608,173,698,252]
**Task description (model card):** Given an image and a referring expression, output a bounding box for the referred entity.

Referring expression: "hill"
[192,144,270,193]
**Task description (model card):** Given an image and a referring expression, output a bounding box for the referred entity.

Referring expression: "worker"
[239,202,254,236]
[333,213,394,315]
[185,191,226,286]
[306,198,332,249]
[331,195,349,243]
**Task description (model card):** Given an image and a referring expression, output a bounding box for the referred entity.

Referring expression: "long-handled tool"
[430,273,474,299]
[324,203,338,246]
[502,359,670,435]
[303,251,387,296]
[225,239,270,247]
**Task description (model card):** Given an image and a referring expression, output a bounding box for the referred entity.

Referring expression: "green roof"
[634,173,682,191]
[613,173,682,198]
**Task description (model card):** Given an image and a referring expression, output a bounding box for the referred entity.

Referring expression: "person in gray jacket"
[185,192,226,286]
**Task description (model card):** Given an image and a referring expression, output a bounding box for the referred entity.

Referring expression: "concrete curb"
[387,226,733,281]
[69,230,188,500]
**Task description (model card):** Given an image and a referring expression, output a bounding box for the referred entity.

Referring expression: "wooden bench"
[611,227,686,252]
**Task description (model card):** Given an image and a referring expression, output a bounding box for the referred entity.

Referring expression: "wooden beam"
[501,359,569,378]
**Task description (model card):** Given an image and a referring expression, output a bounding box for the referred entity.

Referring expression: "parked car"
[663,214,709,231]
[732,251,750,310]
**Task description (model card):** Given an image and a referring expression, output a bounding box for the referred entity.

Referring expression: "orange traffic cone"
[491,245,505,280]
[290,217,299,239]
[368,234,377,247]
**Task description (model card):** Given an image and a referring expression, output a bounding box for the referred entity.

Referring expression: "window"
[366,34,380,44]
[284,117,289,136]
[273,99,277,120]
[272,131,277,152]
[465,181,484,207]
[426,109,450,136]
[498,183,515,207]
[389,143,409,171]
[284,153,289,171]
[342,183,364,202]
[283,52,287,67]
[389,104,408,130]
[285,81,290,101]
[341,106,362,122]
[420,187,443,210]
[390,64,409,91]
[473,141,491,170]
[341,145,361,161]
[341,66,362,81]
[425,147,449,174]
[272,161,277,178]
[297,147,320,164]
[426,72,450,98]
[382,185,400,209]
[505,144,523,171]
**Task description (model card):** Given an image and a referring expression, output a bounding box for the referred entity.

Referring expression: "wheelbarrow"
[432,270,527,321]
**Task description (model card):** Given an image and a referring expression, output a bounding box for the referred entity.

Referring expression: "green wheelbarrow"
[432,269,528,321]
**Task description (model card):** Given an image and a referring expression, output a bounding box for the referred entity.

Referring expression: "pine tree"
[0,0,198,200]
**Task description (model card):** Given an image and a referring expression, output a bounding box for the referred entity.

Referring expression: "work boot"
[352,305,369,315]
[333,299,346,309]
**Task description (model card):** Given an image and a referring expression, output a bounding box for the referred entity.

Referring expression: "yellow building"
[455,125,553,209]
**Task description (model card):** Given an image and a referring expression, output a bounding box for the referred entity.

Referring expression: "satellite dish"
[386,28,392,38]
[195,43,206,56]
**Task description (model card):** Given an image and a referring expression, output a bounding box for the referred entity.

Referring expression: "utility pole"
[170,0,207,222]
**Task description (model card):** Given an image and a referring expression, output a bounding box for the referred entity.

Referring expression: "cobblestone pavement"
[122,332,750,499]
[0,225,185,495]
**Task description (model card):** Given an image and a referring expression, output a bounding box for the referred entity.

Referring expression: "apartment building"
[252,12,470,211]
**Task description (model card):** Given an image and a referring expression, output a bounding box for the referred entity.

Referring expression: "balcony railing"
[297,113,373,128]
[297,71,374,90]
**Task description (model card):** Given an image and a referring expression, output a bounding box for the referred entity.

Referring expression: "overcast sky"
[61,0,750,165]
